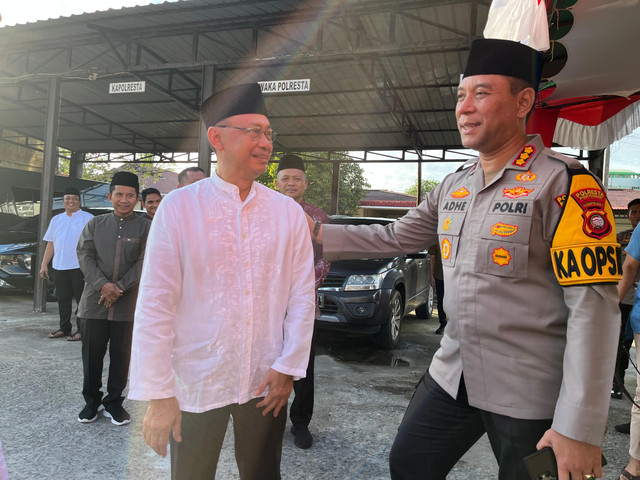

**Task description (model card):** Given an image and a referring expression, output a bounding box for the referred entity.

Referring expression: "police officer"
[311,38,620,480]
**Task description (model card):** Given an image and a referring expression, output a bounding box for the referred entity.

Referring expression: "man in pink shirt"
[129,83,316,480]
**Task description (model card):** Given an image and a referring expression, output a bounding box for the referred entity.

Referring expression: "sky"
[2,1,640,193]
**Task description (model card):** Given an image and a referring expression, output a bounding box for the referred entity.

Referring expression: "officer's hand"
[537,429,603,480]
[39,264,49,279]
[254,369,293,417]
[142,397,182,457]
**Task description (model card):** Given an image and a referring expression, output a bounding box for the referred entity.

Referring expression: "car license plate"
[317,293,324,308]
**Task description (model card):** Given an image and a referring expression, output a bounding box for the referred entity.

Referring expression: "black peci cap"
[277,154,305,173]
[110,171,140,193]
[201,83,267,128]
[463,38,543,92]
[63,186,80,198]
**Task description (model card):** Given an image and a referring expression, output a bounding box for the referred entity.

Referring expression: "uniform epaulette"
[545,149,586,172]
[455,158,478,173]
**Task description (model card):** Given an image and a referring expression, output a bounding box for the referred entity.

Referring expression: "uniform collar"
[465,134,545,179]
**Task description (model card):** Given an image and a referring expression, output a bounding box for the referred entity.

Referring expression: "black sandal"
[67,331,82,342]
[621,468,640,480]
[48,330,67,339]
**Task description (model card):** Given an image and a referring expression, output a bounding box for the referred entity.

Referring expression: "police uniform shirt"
[323,134,620,446]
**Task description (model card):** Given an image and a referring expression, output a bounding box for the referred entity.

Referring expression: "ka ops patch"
[551,170,621,286]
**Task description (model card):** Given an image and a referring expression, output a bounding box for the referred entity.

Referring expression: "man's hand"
[253,369,293,417]
[537,429,603,479]
[305,213,323,244]
[39,264,49,279]
[98,283,123,307]
[142,397,182,457]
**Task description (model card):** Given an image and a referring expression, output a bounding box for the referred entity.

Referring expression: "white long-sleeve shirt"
[128,172,316,413]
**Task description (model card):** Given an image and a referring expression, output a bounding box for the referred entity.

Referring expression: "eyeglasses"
[215,125,277,143]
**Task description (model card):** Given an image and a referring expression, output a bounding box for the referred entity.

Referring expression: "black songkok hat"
[63,186,80,198]
[277,154,305,173]
[110,171,140,193]
[463,38,543,92]
[201,83,267,128]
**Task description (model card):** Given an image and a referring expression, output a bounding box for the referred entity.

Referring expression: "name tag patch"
[492,201,529,215]
[551,244,622,285]
[442,201,468,212]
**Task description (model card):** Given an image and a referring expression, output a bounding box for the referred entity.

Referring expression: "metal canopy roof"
[0,0,490,156]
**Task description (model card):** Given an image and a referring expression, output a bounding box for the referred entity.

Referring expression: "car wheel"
[373,289,403,349]
[415,285,434,319]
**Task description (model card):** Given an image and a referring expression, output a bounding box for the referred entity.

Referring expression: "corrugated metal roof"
[0,0,489,157]
[608,189,640,211]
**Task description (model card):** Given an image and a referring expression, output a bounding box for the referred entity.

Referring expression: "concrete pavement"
[0,290,634,479]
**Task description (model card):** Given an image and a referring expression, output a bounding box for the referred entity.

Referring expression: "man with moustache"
[275,153,330,449]
[40,186,93,341]
[76,171,150,426]
[129,83,316,480]
[310,39,620,479]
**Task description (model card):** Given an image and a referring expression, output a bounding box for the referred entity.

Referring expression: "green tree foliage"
[405,179,440,198]
[57,152,165,185]
[257,152,370,215]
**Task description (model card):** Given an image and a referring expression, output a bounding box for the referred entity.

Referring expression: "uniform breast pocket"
[120,237,142,263]
[476,210,532,278]
[438,211,466,269]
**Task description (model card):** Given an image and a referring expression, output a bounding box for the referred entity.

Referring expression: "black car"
[317,216,433,348]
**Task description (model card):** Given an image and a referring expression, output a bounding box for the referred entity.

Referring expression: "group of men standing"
[40,167,207,426]
[37,36,629,480]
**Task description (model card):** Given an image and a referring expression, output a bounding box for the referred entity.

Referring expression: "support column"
[69,151,84,179]
[588,149,605,184]
[330,158,340,215]
[198,65,215,176]
[34,76,61,313]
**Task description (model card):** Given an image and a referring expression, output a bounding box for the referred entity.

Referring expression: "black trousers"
[53,268,85,334]
[290,329,315,428]
[434,277,446,325]
[389,372,552,480]
[79,318,133,409]
[170,398,286,480]
[614,303,634,389]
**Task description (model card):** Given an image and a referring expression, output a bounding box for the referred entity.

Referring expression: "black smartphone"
[523,447,607,480]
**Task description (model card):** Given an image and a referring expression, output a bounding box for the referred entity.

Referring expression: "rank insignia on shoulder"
[515,171,536,182]
[492,247,512,266]
[512,145,535,167]
[451,187,470,198]
[503,186,533,199]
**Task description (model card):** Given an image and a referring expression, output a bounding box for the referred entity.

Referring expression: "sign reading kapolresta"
[109,81,146,94]
[258,79,310,93]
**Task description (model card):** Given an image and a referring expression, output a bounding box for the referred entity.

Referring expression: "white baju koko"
[128,171,316,413]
